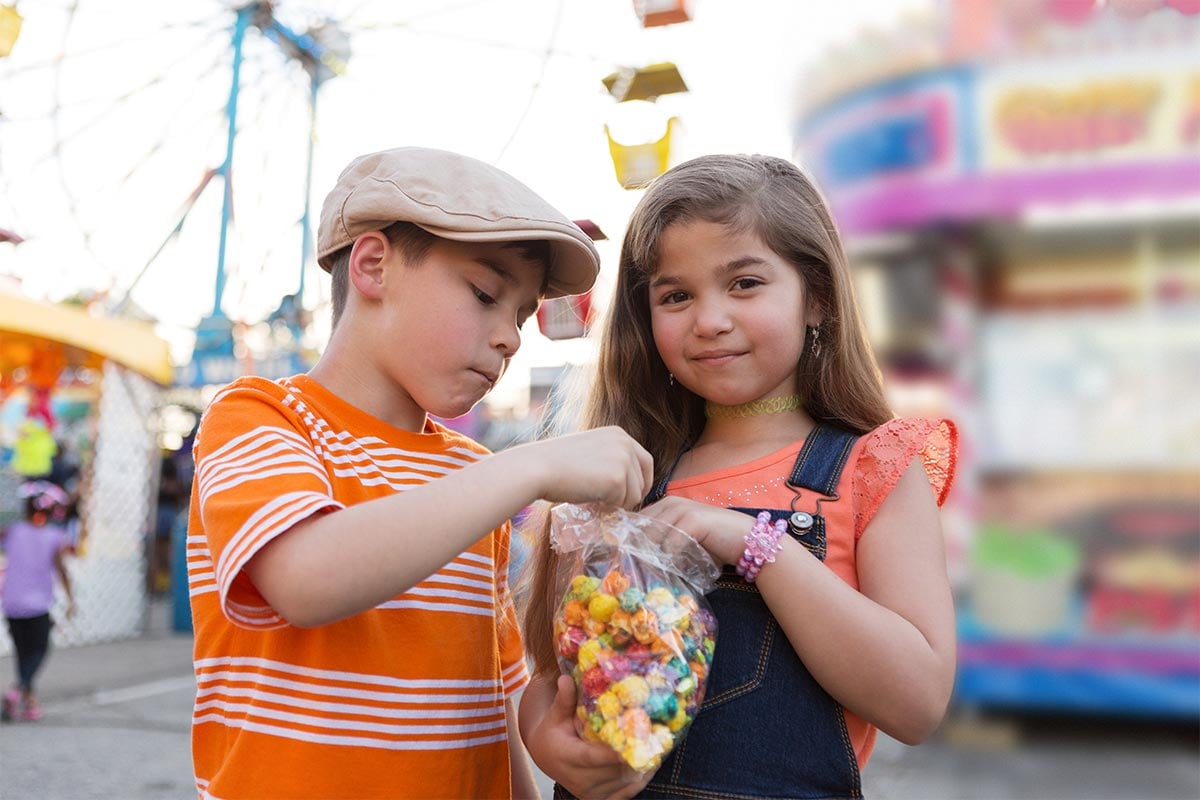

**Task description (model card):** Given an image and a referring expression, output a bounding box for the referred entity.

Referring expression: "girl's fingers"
[571,738,628,768]
[605,768,654,800]
[550,674,577,719]
[609,783,649,800]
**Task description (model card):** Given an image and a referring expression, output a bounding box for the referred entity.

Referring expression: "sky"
[0,0,931,404]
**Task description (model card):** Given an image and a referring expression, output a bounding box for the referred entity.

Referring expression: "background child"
[521,154,958,799]
[187,147,653,800]
[1,480,75,722]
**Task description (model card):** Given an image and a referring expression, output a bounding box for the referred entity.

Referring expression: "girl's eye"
[732,277,763,291]
[660,291,689,305]
[473,286,497,305]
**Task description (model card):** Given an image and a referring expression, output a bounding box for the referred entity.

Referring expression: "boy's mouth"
[471,368,499,388]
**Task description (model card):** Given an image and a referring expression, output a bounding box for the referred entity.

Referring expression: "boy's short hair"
[326,222,437,328]
[326,221,550,329]
[317,147,599,300]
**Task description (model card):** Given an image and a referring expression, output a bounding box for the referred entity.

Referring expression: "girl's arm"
[506,697,540,799]
[518,673,652,800]
[54,546,76,617]
[762,461,956,743]
[643,460,956,744]
[245,427,653,628]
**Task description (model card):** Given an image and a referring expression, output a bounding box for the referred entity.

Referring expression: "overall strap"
[644,425,858,507]
[786,424,858,496]
[781,424,860,548]
[644,445,691,505]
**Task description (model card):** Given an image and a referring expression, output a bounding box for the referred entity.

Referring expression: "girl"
[519,154,957,799]
[1,480,75,722]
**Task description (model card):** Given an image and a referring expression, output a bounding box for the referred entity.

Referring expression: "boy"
[187,147,653,799]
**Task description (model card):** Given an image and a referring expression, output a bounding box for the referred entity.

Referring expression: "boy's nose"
[492,319,521,355]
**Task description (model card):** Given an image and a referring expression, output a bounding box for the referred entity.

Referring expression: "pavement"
[2,599,1197,800]
[0,598,196,799]
[1,602,195,707]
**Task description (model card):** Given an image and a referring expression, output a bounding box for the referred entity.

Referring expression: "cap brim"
[410,225,595,299]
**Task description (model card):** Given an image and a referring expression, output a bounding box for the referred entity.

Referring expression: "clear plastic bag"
[550,502,720,772]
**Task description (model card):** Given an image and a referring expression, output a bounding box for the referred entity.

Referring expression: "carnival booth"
[794,0,1200,718]
[0,291,172,653]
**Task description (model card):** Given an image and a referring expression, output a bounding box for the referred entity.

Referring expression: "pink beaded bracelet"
[735,511,786,583]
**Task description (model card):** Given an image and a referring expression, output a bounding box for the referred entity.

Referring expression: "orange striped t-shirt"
[187,375,529,800]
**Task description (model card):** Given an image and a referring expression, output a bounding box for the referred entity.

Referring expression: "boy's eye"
[473,286,497,305]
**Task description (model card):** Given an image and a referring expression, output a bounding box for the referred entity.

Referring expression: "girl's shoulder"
[849,417,958,538]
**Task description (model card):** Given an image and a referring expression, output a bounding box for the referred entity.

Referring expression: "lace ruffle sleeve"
[852,417,958,539]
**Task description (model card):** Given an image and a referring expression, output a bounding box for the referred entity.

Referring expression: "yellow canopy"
[0,292,173,385]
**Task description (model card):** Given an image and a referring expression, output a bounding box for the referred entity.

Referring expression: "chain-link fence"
[1,361,161,655]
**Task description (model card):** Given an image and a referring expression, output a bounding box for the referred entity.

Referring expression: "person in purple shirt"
[1,480,75,722]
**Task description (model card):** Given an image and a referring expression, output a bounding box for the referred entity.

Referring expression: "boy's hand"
[640,496,752,567]
[518,427,653,510]
[524,675,654,800]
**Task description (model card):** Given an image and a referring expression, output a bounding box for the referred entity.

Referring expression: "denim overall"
[555,425,863,800]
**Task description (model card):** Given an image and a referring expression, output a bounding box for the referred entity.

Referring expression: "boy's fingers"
[635,444,654,500]
[623,468,642,510]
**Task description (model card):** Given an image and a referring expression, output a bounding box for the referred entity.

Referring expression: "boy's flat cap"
[317,147,600,298]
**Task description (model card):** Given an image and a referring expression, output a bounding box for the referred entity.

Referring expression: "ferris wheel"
[1,0,809,387]
[0,1,663,375]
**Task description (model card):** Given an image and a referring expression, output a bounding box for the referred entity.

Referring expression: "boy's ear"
[348,231,390,300]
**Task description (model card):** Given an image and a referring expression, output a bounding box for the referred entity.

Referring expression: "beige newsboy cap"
[316,147,600,299]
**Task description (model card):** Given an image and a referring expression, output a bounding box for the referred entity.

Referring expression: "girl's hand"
[515,427,654,511]
[523,675,654,800]
[640,496,753,567]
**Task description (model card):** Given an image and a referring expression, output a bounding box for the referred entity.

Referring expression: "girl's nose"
[693,298,733,337]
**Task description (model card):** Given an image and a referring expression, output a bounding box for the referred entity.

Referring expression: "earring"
[668,373,676,386]
[809,326,822,358]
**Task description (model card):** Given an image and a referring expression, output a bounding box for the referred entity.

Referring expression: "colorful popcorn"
[549,504,720,773]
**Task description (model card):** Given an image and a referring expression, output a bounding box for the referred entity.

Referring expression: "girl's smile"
[691,348,745,360]
[689,349,747,367]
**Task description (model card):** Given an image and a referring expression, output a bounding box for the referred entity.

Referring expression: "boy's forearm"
[245,446,542,627]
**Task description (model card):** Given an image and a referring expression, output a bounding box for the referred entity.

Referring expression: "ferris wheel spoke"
[494,0,564,163]
[2,17,229,79]
[115,109,231,295]
[343,0,499,29]
[111,168,221,313]
[115,99,231,186]
[5,0,658,348]
[348,22,613,67]
[48,41,230,158]
[41,5,236,268]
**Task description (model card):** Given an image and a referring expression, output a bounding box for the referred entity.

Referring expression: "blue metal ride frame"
[212,2,342,320]
[299,77,319,299]
[212,4,251,319]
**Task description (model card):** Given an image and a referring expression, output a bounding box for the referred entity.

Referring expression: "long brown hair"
[521,154,893,677]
